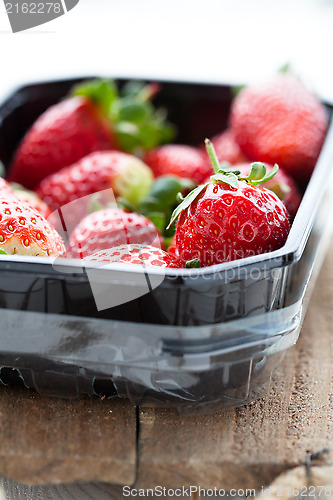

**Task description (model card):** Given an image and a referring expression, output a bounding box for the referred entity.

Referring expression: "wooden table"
[1,241,333,495]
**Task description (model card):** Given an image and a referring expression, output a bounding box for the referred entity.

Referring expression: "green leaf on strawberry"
[72,79,176,154]
[167,183,209,229]
[73,78,118,116]
[211,172,239,189]
[138,175,196,236]
[141,176,195,213]
[0,250,7,255]
[239,162,279,185]
[250,164,279,185]
[143,211,166,234]
[185,258,201,268]
[117,101,150,123]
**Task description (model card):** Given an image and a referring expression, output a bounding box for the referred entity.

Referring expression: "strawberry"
[8,96,114,190]
[0,178,14,197]
[0,197,66,257]
[144,144,213,185]
[11,184,52,219]
[230,75,329,183]
[67,207,163,259]
[209,129,247,165]
[169,140,290,267]
[36,151,154,232]
[228,163,301,219]
[84,244,182,268]
[167,235,179,257]
[8,79,175,190]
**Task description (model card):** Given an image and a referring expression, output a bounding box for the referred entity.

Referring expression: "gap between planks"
[136,241,333,489]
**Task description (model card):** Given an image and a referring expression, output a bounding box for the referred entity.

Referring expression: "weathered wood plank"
[0,392,137,486]
[0,243,332,489]
[137,244,333,489]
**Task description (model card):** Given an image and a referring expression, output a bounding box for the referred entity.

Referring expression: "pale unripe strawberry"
[36,150,154,212]
[67,207,163,259]
[0,197,66,257]
[0,178,14,197]
[11,184,52,219]
[84,244,181,268]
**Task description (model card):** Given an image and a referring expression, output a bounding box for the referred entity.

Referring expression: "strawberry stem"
[205,138,221,174]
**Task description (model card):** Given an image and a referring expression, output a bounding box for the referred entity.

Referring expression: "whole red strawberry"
[8,79,175,190]
[8,96,114,190]
[144,144,213,185]
[230,162,301,219]
[36,151,154,233]
[169,140,290,267]
[67,207,163,259]
[0,197,65,257]
[209,129,247,165]
[230,75,329,183]
[167,235,178,257]
[84,244,182,268]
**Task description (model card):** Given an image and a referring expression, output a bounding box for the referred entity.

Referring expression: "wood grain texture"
[0,391,137,486]
[136,245,333,489]
[0,245,332,490]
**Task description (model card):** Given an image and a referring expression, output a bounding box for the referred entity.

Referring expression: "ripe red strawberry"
[169,140,290,267]
[67,207,163,259]
[8,79,175,190]
[0,178,14,197]
[209,129,247,165]
[36,151,154,233]
[84,244,182,268]
[230,75,329,183]
[144,144,213,185]
[0,197,66,257]
[11,185,52,220]
[230,163,301,219]
[167,235,178,257]
[8,97,114,190]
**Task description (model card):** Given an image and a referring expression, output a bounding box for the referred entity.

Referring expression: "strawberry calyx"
[206,138,279,186]
[72,79,176,154]
[185,258,201,268]
[167,139,279,228]
[238,162,279,186]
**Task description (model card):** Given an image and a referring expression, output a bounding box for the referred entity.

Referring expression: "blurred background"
[0,0,333,498]
[0,0,333,100]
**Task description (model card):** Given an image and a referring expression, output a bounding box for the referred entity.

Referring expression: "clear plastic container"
[0,77,331,414]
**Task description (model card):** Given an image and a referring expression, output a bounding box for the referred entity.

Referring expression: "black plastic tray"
[0,77,331,414]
